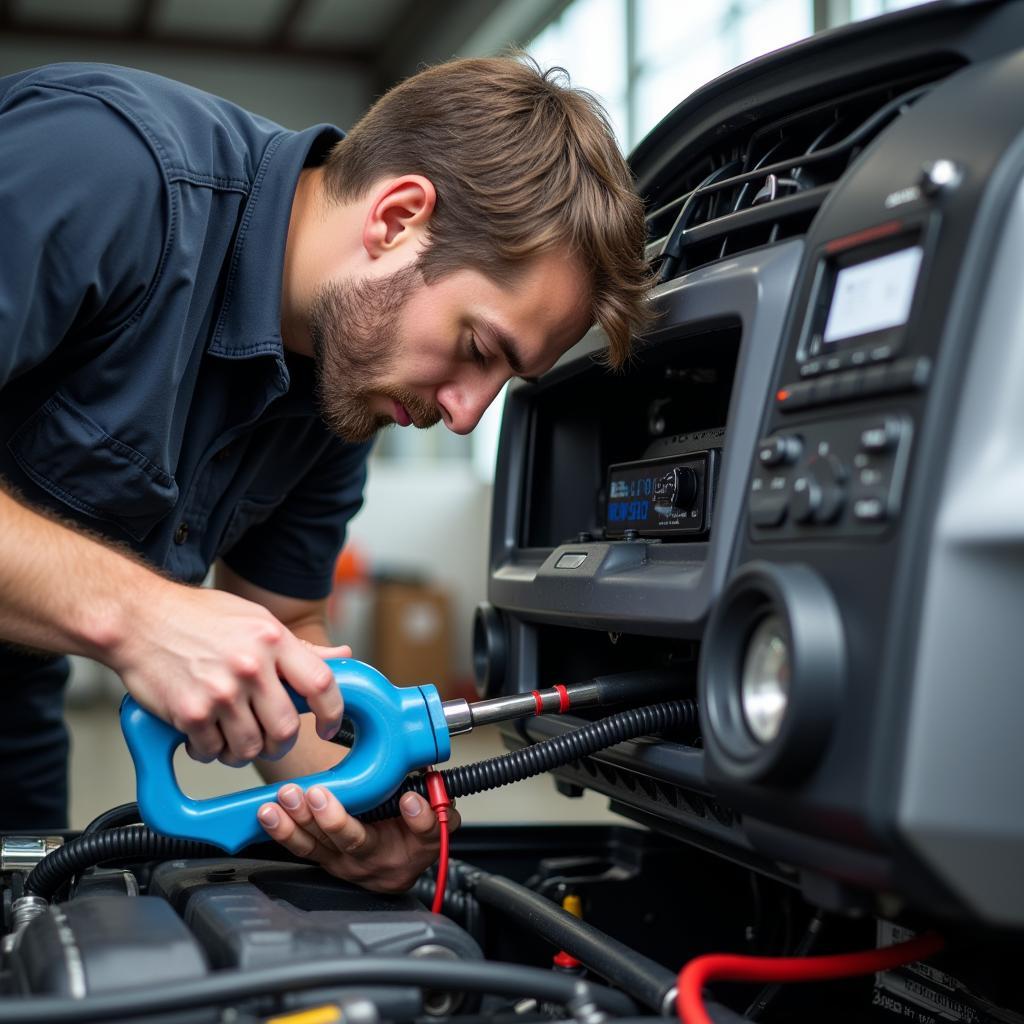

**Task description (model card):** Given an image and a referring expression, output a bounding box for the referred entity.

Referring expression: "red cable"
[676,931,944,1024]
[425,770,451,915]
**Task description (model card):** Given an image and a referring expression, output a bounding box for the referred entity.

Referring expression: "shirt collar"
[208,123,343,362]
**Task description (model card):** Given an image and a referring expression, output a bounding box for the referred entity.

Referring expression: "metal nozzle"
[440,671,683,737]
[1,836,62,874]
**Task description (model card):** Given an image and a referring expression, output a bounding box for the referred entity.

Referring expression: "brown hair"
[322,55,652,369]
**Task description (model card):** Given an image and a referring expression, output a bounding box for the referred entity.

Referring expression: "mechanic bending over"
[0,57,650,888]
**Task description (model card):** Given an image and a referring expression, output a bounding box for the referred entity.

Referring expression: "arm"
[216,561,460,893]
[0,487,343,764]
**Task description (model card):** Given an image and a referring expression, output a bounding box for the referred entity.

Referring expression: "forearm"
[0,484,160,663]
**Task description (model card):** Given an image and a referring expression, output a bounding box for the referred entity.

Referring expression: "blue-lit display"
[605,455,707,537]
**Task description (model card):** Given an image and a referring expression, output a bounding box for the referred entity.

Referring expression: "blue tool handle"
[119,659,451,852]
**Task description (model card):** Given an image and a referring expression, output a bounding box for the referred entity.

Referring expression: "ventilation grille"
[646,63,961,281]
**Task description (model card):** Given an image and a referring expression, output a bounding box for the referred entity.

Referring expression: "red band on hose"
[531,690,544,715]
[554,684,570,713]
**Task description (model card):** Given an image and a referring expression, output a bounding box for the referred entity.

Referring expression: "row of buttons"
[799,343,895,378]
[777,356,930,413]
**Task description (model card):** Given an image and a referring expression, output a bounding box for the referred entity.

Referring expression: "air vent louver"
[645,64,960,281]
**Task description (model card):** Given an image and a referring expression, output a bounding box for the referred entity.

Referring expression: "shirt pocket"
[217,495,282,557]
[7,392,179,542]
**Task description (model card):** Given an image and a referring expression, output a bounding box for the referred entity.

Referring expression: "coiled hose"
[360,699,696,822]
[26,700,695,899]
[25,826,223,900]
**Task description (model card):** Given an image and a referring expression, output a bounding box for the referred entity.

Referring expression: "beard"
[308,263,442,443]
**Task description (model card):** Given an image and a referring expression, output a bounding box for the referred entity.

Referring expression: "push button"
[853,496,887,522]
[750,493,788,527]
[860,418,901,452]
[885,357,931,393]
[776,381,813,411]
[835,370,863,401]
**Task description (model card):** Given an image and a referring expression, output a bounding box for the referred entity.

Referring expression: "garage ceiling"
[0,0,571,90]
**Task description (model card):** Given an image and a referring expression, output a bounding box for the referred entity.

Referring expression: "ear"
[362,175,436,258]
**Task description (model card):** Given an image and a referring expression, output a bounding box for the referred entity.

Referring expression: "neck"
[280,166,322,357]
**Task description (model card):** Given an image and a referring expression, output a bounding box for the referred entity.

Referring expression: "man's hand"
[109,579,348,766]
[257,783,461,892]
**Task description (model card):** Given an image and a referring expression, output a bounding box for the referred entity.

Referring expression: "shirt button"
[214,444,233,462]
[173,522,189,545]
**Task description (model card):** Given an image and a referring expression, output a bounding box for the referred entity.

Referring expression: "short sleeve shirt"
[0,63,372,601]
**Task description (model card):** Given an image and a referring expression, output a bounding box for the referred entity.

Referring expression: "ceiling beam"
[0,10,371,68]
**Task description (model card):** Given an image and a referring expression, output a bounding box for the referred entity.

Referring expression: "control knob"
[791,454,846,525]
[654,466,699,512]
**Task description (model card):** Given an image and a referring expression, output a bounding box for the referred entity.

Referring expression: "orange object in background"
[333,544,369,586]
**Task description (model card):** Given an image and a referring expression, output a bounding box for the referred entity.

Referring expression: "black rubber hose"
[40,701,693,897]
[458,865,678,1014]
[360,700,697,822]
[80,802,141,835]
[0,956,637,1022]
[24,826,223,900]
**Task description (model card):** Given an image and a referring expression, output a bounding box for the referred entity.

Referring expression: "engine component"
[9,895,208,997]
[149,860,483,971]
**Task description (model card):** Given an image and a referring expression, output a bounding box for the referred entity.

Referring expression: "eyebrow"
[479,318,537,382]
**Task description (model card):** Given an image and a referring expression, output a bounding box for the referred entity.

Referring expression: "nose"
[436,376,506,435]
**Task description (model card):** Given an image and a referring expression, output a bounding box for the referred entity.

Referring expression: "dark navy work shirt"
[0,63,372,600]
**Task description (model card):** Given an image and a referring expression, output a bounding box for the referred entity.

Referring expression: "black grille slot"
[645,63,960,281]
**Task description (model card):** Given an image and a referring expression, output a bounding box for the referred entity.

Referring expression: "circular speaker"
[699,561,845,782]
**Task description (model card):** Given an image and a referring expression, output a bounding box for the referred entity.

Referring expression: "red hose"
[676,931,945,1024]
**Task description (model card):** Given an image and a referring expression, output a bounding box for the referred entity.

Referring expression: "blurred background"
[0,0,926,826]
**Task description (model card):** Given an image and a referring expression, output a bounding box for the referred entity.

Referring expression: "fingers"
[303,785,376,856]
[306,643,353,660]
[260,784,457,892]
[249,685,300,762]
[176,707,225,763]
[398,792,461,840]
[257,801,329,861]
[216,699,265,766]
[276,637,343,741]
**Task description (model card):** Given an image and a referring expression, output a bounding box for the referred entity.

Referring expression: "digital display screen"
[823,245,923,345]
[606,456,707,536]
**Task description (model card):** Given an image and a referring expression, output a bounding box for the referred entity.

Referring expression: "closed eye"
[468,334,488,368]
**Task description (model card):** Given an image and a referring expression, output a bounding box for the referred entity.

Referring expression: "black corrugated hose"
[26,700,695,900]
[24,826,223,900]
[360,699,697,822]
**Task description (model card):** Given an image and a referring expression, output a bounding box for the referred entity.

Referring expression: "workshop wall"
[0,41,372,129]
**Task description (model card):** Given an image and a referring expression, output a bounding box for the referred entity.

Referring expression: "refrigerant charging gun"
[120,660,671,852]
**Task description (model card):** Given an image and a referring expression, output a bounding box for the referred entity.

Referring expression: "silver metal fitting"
[2,894,49,955]
[440,699,473,736]
[1,835,63,874]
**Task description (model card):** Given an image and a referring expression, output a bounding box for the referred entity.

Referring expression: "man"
[0,56,649,889]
